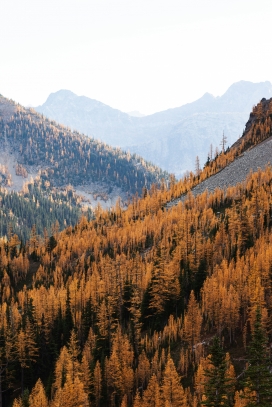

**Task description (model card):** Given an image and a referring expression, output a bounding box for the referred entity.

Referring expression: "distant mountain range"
[36,81,272,177]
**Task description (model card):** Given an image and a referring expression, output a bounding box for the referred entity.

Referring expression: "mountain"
[167,96,272,206]
[36,81,272,177]
[2,99,272,406]
[0,95,167,240]
[36,90,141,147]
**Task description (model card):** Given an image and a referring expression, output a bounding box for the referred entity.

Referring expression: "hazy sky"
[1,0,272,114]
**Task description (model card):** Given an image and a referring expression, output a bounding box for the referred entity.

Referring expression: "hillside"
[36,80,272,176]
[1,99,272,406]
[168,134,272,208]
[166,96,272,206]
[0,95,167,240]
[0,96,166,195]
[0,181,90,242]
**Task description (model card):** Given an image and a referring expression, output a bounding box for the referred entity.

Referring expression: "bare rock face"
[167,135,272,208]
[35,81,272,177]
[168,96,272,207]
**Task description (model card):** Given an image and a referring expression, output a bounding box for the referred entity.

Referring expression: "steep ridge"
[167,97,272,207]
[36,81,272,176]
[36,90,140,147]
[167,135,272,208]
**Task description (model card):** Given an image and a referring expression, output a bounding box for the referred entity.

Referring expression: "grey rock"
[167,136,272,208]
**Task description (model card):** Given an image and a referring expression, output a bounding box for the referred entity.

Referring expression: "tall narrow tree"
[242,307,272,406]
[202,336,234,407]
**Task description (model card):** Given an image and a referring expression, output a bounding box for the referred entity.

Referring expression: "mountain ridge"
[35,80,272,176]
[167,96,272,207]
[2,95,272,406]
[0,95,168,240]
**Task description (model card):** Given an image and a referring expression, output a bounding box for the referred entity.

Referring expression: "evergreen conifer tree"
[202,336,234,407]
[242,307,272,406]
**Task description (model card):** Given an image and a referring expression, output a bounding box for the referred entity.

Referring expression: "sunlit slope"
[167,96,272,206]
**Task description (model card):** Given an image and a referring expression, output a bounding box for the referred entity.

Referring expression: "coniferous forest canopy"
[0,98,272,406]
[0,96,168,242]
[0,99,167,194]
[0,180,92,242]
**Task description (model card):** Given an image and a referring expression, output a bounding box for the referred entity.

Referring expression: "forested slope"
[0,96,167,194]
[1,98,272,405]
[167,97,272,206]
[0,95,167,242]
[0,180,91,242]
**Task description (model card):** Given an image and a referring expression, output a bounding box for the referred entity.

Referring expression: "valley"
[1,93,272,407]
[3,1,272,406]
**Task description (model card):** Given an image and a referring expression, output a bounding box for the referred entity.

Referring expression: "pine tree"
[68,329,81,384]
[12,398,23,407]
[0,326,14,407]
[195,156,201,177]
[63,287,74,345]
[220,132,227,153]
[242,307,272,406]
[133,390,142,407]
[51,375,89,407]
[202,336,234,407]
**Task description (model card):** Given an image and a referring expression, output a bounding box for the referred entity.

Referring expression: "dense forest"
[0,97,168,195]
[0,178,93,242]
[0,95,168,242]
[0,98,272,406]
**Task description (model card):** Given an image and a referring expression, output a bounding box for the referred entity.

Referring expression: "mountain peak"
[222,80,272,99]
[44,89,77,105]
[35,80,272,176]
[216,80,272,113]
[201,92,215,99]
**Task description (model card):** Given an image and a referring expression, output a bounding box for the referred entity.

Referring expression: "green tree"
[202,336,234,407]
[242,307,272,406]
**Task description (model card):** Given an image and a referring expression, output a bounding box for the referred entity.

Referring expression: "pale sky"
[1,0,272,115]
